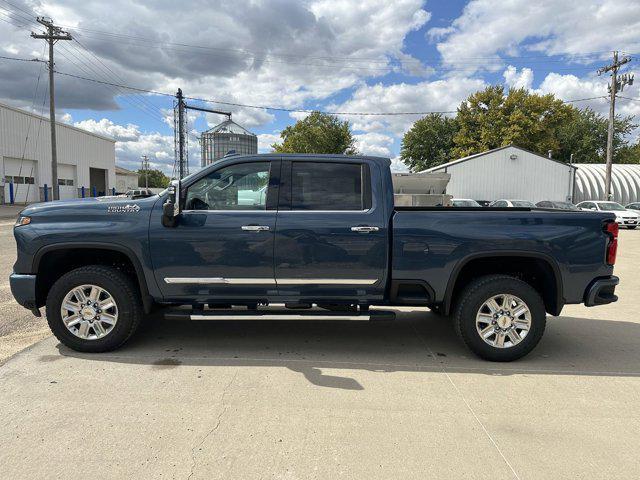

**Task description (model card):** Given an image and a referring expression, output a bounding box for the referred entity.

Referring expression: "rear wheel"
[453,275,546,361]
[46,265,143,352]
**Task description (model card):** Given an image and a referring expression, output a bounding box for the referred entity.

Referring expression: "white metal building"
[573,163,640,205]
[115,166,139,193]
[421,145,576,203]
[0,102,115,204]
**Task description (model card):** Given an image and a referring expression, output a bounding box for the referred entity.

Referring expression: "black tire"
[453,275,546,362]
[46,265,143,352]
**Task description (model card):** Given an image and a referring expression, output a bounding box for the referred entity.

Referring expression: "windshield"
[598,202,626,211]
[452,199,481,207]
[511,200,536,207]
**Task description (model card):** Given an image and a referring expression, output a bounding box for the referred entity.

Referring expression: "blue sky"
[1,0,639,174]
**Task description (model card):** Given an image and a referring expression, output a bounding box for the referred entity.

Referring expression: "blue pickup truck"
[10,154,620,361]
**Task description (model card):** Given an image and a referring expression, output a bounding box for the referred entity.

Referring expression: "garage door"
[3,157,39,204]
[58,164,77,200]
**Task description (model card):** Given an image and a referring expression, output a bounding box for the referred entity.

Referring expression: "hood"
[20,195,160,219]
[607,209,640,218]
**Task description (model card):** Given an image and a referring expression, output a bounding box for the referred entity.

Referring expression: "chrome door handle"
[351,226,379,233]
[241,225,270,232]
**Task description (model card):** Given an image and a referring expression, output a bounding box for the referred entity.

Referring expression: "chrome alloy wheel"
[475,294,531,349]
[60,284,118,340]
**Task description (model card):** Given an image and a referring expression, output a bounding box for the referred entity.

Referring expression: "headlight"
[14,216,31,227]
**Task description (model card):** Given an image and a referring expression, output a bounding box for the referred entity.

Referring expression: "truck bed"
[391,207,614,313]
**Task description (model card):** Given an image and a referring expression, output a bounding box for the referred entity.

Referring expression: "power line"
[0,56,619,117]
[0,54,45,63]
[617,95,640,102]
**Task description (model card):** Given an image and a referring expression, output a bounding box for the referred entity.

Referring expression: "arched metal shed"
[573,164,640,205]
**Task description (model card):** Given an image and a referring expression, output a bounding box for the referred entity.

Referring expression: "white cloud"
[257,133,280,153]
[354,132,394,157]
[74,118,140,141]
[0,0,433,120]
[503,65,534,90]
[430,0,640,73]
[333,77,486,136]
[390,156,410,173]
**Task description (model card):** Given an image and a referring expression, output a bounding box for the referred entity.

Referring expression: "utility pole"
[31,17,72,201]
[176,89,187,180]
[141,155,149,190]
[597,51,634,200]
[173,88,231,177]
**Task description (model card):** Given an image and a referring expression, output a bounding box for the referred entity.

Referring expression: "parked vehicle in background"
[576,201,639,229]
[536,201,580,211]
[490,199,536,208]
[626,202,640,215]
[10,154,620,362]
[125,189,153,199]
[451,199,482,207]
[475,200,491,207]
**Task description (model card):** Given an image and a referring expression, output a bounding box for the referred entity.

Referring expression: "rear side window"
[291,162,369,211]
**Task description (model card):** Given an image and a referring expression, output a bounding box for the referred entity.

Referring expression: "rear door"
[274,158,388,301]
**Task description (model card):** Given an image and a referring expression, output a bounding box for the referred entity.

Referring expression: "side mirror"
[162,179,181,227]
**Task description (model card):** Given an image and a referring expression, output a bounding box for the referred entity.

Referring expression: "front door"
[274,159,388,301]
[150,160,279,301]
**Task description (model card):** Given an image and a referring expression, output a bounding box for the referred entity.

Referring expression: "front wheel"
[453,275,546,361]
[46,265,143,352]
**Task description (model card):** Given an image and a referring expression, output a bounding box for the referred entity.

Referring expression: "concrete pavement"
[1,226,639,479]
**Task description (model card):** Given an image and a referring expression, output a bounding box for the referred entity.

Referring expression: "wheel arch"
[443,251,564,316]
[33,242,154,313]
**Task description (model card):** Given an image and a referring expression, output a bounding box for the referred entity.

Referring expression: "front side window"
[291,162,367,211]
[185,162,270,211]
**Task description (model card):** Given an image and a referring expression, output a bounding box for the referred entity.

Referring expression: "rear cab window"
[289,161,371,211]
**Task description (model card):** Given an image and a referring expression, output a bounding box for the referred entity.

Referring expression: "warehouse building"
[421,145,576,203]
[0,102,115,204]
[573,163,640,205]
[115,166,139,194]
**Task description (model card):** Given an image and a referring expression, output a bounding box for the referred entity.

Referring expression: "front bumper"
[9,273,37,310]
[584,276,619,307]
[616,217,638,227]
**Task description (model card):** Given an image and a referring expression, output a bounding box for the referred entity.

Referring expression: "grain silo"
[200,117,258,167]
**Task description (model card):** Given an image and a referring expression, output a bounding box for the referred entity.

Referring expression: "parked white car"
[451,198,482,207]
[576,201,640,229]
[489,199,536,208]
[626,202,640,215]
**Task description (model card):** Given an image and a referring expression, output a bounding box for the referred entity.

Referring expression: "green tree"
[556,108,637,163]
[400,114,458,171]
[137,168,170,188]
[272,111,358,154]
[452,86,574,158]
[617,141,640,164]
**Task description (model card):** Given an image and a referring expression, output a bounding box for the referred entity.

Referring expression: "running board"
[164,309,395,322]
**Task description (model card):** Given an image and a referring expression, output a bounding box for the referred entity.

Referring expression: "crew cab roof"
[220,153,391,167]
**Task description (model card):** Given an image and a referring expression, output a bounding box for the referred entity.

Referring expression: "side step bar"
[164,309,395,322]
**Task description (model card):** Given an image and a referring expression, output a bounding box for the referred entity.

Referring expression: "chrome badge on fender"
[107,204,141,213]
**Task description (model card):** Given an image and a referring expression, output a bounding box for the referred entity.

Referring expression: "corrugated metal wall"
[574,164,640,205]
[428,146,574,203]
[0,103,115,202]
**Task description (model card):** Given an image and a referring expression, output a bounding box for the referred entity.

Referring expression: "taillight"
[605,221,618,265]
